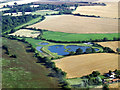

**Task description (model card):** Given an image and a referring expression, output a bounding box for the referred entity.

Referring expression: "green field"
[2,37,59,88]
[14,16,42,30]
[42,31,120,42]
[31,10,59,15]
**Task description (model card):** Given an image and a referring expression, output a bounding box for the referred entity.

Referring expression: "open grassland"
[53,53,118,78]
[27,15,118,33]
[9,29,40,38]
[2,37,59,88]
[31,10,59,15]
[42,31,119,42]
[73,2,118,18]
[97,41,120,52]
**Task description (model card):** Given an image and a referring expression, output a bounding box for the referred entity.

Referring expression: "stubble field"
[27,15,118,34]
[97,41,120,52]
[73,2,118,18]
[53,53,118,78]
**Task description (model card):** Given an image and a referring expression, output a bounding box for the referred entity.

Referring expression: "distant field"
[31,10,59,15]
[9,29,40,38]
[41,31,119,42]
[97,41,120,52]
[73,2,118,18]
[53,53,118,78]
[27,15,118,33]
[3,12,31,16]
[0,8,10,11]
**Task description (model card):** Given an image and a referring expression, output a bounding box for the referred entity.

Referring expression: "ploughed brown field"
[53,53,119,78]
[73,2,118,18]
[97,41,120,52]
[27,15,118,33]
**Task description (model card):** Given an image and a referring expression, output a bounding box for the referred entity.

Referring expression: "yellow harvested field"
[109,83,120,89]
[27,15,118,33]
[53,53,118,78]
[97,41,120,52]
[73,2,118,18]
[9,29,40,38]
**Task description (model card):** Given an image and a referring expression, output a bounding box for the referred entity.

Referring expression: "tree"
[14,2,17,6]
[69,51,75,55]
[103,84,109,90]
[92,71,100,77]
[85,48,92,54]
[91,48,96,53]
[75,48,83,55]
[116,48,120,53]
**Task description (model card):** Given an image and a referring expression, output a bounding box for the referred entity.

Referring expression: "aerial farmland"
[1,0,120,89]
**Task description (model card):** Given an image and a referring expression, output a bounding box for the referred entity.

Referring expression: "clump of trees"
[116,48,120,54]
[2,14,42,33]
[2,45,17,58]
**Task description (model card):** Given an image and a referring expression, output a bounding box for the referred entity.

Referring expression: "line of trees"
[2,14,41,33]
[3,3,74,14]
[40,36,120,43]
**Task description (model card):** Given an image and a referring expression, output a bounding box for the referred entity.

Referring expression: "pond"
[66,45,99,52]
[36,46,43,53]
[48,45,99,55]
[48,45,69,55]
[38,42,49,45]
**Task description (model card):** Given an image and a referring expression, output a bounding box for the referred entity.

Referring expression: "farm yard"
[9,29,41,38]
[97,41,120,52]
[53,53,118,78]
[73,2,118,19]
[27,15,118,34]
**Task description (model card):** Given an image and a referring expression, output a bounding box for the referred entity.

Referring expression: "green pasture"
[42,31,120,42]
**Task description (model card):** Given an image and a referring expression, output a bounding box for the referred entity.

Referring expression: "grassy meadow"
[42,31,119,42]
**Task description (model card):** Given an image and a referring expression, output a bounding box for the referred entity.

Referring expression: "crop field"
[109,83,120,89]
[27,15,118,34]
[3,12,31,16]
[41,31,119,42]
[9,29,40,38]
[31,10,59,15]
[73,2,118,18]
[2,37,59,88]
[0,8,10,11]
[97,41,120,52]
[53,53,118,78]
